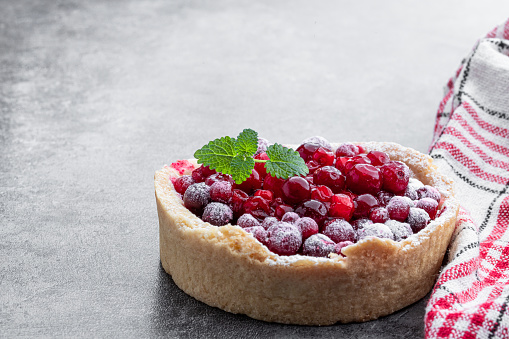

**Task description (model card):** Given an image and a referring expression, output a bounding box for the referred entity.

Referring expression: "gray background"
[2,0,508,337]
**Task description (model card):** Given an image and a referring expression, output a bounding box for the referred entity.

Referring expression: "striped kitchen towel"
[425,19,509,338]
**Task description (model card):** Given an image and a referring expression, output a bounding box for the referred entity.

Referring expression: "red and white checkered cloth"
[425,19,509,338]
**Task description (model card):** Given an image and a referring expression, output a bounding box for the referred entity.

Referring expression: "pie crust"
[155,142,459,325]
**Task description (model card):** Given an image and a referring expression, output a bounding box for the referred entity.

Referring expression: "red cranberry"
[417,185,441,203]
[209,181,233,204]
[295,217,319,240]
[387,196,411,222]
[254,189,273,203]
[335,241,354,256]
[312,147,335,166]
[296,142,321,162]
[191,166,206,183]
[243,196,270,221]
[254,152,269,178]
[205,173,234,186]
[244,226,268,244]
[202,202,233,226]
[306,160,321,174]
[183,183,211,214]
[407,207,430,233]
[380,161,410,194]
[344,155,372,173]
[335,143,360,157]
[376,191,394,206]
[313,166,345,193]
[263,175,285,198]
[230,189,249,218]
[329,194,354,220]
[353,194,379,219]
[369,207,389,224]
[322,219,357,243]
[282,177,311,205]
[334,156,349,173]
[261,216,279,230]
[237,213,261,228]
[366,151,390,166]
[294,199,328,226]
[416,198,439,219]
[234,169,262,194]
[302,234,336,257]
[275,204,294,219]
[202,165,217,177]
[385,220,412,241]
[266,222,302,256]
[311,185,333,202]
[174,175,195,195]
[346,164,382,195]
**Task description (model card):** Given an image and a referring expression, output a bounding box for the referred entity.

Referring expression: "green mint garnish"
[193,129,308,184]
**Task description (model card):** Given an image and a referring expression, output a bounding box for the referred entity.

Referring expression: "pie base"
[155,142,459,325]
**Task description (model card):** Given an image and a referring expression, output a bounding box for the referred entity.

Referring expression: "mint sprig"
[193,129,308,184]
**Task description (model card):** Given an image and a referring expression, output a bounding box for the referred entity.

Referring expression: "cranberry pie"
[155,140,459,325]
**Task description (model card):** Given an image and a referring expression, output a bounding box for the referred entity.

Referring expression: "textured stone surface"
[1,0,508,337]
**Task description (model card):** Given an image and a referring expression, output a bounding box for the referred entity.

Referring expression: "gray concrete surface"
[1,0,508,337]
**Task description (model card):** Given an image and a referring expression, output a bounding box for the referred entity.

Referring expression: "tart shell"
[155,142,459,325]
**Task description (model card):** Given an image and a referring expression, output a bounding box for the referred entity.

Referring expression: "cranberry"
[282,177,311,205]
[254,152,269,178]
[173,175,195,195]
[244,226,268,244]
[301,136,333,151]
[281,211,300,224]
[202,202,233,226]
[376,191,394,206]
[275,204,294,220]
[313,166,345,193]
[209,181,233,204]
[346,164,382,195]
[335,241,354,256]
[263,175,285,198]
[322,219,357,243]
[202,165,217,177]
[237,213,261,228]
[344,155,372,173]
[191,166,206,183]
[380,161,410,194]
[261,216,279,230]
[417,185,441,203]
[334,156,349,173]
[234,169,262,194]
[294,199,328,226]
[407,207,431,233]
[329,194,354,220]
[366,151,390,166]
[230,189,248,218]
[266,222,302,256]
[306,160,321,174]
[255,137,269,156]
[353,194,379,219]
[385,220,412,241]
[358,223,394,240]
[311,185,333,203]
[351,218,373,230]
[254,189,273,203]
[183,183,210,214]
[302,234,336,257]
[369,207,389,224]
[404,185,419,200]
[387,196,411,222]
[296,142,321,162]
[205,173,234,186]
[295,217,319,240]
[243,196,270,221]
[312,147,335,166]
[335,143,360,157]
[416,198,439,219]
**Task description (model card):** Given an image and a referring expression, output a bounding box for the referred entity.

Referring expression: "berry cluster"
[173,137,442,258]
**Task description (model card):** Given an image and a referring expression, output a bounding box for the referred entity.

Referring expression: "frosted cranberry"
[295,217,319,239]
[367,151,390,166]
[351,218,373,230]
[404,185,419,200]
[174,175,195,195]
[230,189,248,218]
[376,191,394,206]
[244,226,268,244]
[329,194,354,220]
[255,189,273,203]
[183,183,210,213]
[234,169,262,194]
[346,164,382,195]
[296,142,321,162]
[281,211,300,224]
[254,152,269,178]
[313,147,335,166]
[191,166,206,183]
[294,199,328,226]
[266,222,302,255]
[417,185,441,203]
[334,156,349,173]
[282,177,311,205]
[306,160,321,174]
[380,161,410,194]
[301,136,333,151]
[243,196,270,221]
[387,196,411,222]
[202,202,233,226]
[275,204,294,220]
[416,198,439,219]
[261,216,278,230]
[370,207,389,224]
[255,137,269,156]
[358,223,394,240]
[311,185,333,202]
[205,173,234,186]
[353,194,379,219]
[237,213,261,228]
[263,175,285,198]
[344,155,372,173]
[209,181,233,203]
[407,207,430,233]
[322,219,357,243]
[313,166,345,193]
[335,241,354,256]
[302,234,336,257]
[335,143,360,157]
[385,220,412,241]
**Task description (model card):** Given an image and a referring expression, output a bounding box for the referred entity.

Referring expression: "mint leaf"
[234,128,258,157]
[265,143,308,179]
[193,136,236,174]
[230,155,255,183]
